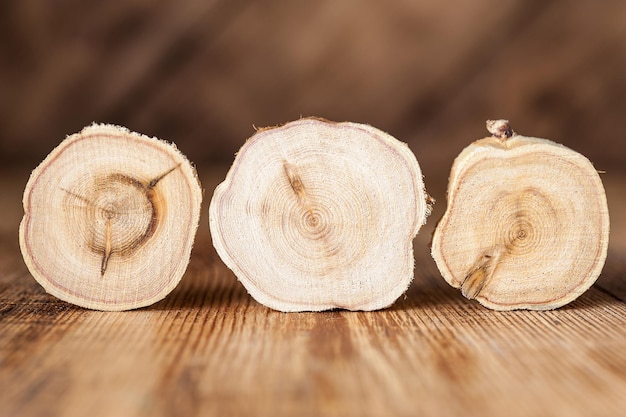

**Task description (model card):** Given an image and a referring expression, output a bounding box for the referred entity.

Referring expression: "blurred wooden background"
[2,3,626,416]
[1,0,625,188]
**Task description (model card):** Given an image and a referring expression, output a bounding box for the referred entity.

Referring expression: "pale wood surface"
[19,125,203,311]
[431,132,610,310]
[209,119,429,312]
[1,168,626,417]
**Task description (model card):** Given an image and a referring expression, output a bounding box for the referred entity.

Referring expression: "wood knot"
[461,249,502,300]
[283,161,307,200]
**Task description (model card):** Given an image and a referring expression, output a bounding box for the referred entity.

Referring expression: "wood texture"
[209,119,429,312]
[19,125,202,311]
[431,123,610,310]
[2,169,626,417]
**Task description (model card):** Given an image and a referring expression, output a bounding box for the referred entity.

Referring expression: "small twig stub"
[486,119,514,139]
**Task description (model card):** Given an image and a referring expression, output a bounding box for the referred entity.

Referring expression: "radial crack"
[61,188,94,207]
[148,163,182,189]
[101,218,113,276]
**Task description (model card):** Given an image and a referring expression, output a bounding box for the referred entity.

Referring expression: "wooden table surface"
[1,167,625,417]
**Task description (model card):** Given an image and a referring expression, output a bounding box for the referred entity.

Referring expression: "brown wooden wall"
[2,1,625,183]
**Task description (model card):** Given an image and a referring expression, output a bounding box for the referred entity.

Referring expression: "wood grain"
[431,128,610,310]
[19,124,203,311]
[1,169,626,417]
[209,119,429,312]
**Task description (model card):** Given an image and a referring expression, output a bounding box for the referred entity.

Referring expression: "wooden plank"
[1,171,626,417]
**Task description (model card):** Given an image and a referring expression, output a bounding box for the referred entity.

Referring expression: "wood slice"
[209,118,431,312]
[19,124,203,311]
[431,120,610,310]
